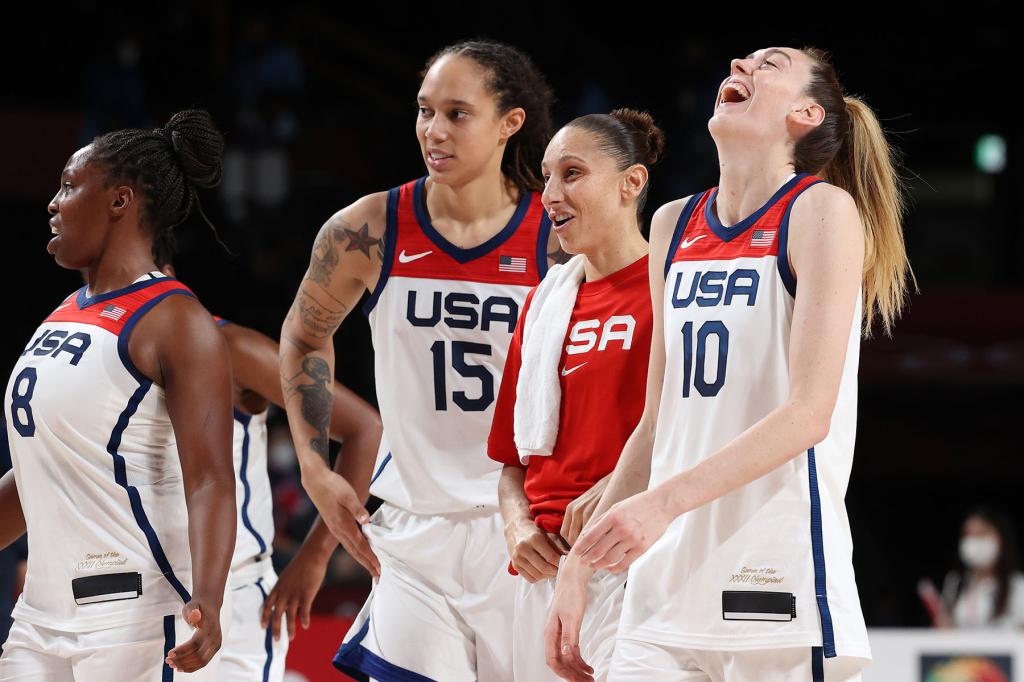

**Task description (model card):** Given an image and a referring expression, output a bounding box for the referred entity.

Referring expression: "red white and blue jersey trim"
[7,275,203,631]
[365,177,550,514]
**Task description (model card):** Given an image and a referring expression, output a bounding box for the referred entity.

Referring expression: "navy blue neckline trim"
[76,274,174,308]
[704,173,810,243]
[412,176,532,264]
[362,187,400,316]
[664,192,707,279]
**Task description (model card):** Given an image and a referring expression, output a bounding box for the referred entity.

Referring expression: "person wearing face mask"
[545,46,912,682]
[929,509,1024,629]
[487,109,662,681]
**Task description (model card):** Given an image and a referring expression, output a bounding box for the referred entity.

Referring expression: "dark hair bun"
[163,109,224,190]
[610,108,665,167]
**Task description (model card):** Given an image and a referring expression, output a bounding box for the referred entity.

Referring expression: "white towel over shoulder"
[513,255,586,463]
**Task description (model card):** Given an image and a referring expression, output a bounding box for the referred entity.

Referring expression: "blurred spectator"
[80,36,152,145]
[920,508,1024,629]
[221,14,305,223]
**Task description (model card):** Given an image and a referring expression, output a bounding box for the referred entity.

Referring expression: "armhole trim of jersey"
[776,179,825,298]
[362,188,400,316]
[536,211,552,281]
[115,289,197,384]
[664,192,706,279]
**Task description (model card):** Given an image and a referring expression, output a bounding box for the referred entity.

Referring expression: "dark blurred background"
[1,5,1020,630]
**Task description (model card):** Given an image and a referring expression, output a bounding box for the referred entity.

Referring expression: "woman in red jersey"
[546,47,912,682]
[488,109,664,681]
[0,111,235,680]
[279,40,563,681]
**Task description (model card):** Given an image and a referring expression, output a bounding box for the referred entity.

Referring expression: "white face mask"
[960,536,1000,569]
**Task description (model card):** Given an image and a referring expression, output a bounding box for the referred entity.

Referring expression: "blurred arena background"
[1,5,1020,681]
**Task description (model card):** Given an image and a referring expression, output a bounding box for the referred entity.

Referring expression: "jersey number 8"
[9,367,38,437]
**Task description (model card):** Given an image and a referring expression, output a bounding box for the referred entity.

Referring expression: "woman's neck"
[581,217,649,282]
[714,137,796,227]
[84,232,158,296]
[426,166,516,230]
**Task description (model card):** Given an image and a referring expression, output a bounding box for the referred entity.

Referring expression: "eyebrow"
[416,96,475,108]
[745,49,792,64]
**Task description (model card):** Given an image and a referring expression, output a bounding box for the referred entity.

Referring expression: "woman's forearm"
[499,465,533,528]
[587,416,655,525]
[657,399,829,518]
[184,476,237,606]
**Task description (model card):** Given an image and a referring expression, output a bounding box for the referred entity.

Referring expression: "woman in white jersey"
[545,47,912,682]
[279,40,562,680]
[157,251,384,682]
[0,110,236,680]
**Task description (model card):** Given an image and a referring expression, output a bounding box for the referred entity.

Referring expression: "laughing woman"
[488,108,663,682]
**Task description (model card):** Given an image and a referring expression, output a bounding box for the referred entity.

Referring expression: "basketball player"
[545,47,912,681]
[279,40,562,680]
[487,109,663,681]
[156,253,383,682]
[0,111,236,680]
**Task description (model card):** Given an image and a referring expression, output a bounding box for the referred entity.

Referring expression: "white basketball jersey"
[4,274,198,631]
[365,177,550,514]
[229,406,272,575]
[618,175,870,659]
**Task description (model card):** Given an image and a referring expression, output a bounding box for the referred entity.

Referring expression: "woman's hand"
[544,554,596,681]
[560,474,610,547]
[575,488,674,573]
[504,517,565,583]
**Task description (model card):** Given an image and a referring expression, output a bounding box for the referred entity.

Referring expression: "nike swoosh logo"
[398,250,433,263]
[561,363,587,377]
[679,235,707,250]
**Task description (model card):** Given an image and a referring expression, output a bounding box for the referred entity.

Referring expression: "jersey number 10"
[680,321,729,397]
[429,341,494,412]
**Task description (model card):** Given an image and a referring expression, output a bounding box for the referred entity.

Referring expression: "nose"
[541,174,563,209]
[730,57,754,76]
[424,115,448,143]
[48,191,59,216]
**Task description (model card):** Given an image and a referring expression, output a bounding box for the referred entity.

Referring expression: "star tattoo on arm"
[343,223,385,261]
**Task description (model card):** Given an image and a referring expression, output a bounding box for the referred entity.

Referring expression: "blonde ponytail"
[797,48,915,337]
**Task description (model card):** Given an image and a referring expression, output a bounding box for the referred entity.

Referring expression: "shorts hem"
[333,618,436,682]
[618,625,870,658]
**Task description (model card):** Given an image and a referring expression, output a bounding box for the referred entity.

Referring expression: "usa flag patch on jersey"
[99,304,127,321]
[750,229,776,247]
[498,255,527,273]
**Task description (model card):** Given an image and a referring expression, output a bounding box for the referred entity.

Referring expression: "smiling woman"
[487,108,663,682]
[277,39,560,682]
[544,47,911,682]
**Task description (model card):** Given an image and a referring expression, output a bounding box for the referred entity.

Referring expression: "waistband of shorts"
[228,554,273,587]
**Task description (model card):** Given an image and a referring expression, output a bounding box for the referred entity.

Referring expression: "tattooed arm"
[279,192,387,574]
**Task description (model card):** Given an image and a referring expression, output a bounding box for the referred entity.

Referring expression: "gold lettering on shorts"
[75,550,128,571]
[727,565,785,586]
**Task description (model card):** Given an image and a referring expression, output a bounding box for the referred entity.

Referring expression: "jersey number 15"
[429,341,494,412]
